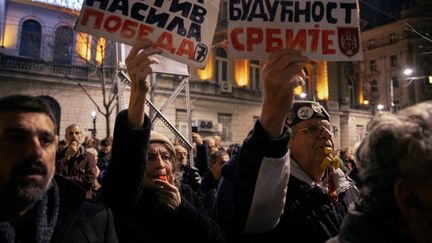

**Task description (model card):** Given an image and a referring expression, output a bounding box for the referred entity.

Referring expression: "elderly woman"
[327,101,432,243]
[99,40,224,242]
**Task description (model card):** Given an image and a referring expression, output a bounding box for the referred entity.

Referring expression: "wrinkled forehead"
[66,125,81,133]
[149,142,170,153]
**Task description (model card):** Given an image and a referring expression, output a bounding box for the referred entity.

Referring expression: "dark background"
[360,0,417,29]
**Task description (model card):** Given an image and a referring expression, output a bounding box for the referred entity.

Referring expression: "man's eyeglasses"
[294,124,337,138]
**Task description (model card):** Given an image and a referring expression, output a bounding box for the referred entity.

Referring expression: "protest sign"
[75,0,220,68]
[121,44,189,76]
[228,0,363,61]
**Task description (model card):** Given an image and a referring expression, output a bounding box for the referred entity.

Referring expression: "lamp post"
[91,111,97,137]
[390,68,414,113]
[389,77,394,113]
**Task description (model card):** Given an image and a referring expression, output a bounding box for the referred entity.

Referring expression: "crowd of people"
[1,39,431,243]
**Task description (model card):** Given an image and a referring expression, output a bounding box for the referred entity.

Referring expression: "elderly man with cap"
[230,49,358,243]
[99,40,224,242]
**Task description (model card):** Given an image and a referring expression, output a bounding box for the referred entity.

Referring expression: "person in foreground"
[99,39,224,242]
[231,49,358,242]
[0,95,118,242]
[327,101,432,243]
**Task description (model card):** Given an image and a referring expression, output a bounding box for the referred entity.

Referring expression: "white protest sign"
[75,0,220,68]
[122,44,189,76]
[228,0,363,61]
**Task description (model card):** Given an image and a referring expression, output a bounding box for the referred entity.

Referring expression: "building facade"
[0,0,380,151]
[360,0,432,113]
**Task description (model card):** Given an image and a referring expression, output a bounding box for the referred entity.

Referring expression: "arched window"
[53,26,73,64]
[371,80,378,92]
[214,47,228,84]
[19,19,42,58]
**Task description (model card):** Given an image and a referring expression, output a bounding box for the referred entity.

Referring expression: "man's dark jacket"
[51,175,118,242]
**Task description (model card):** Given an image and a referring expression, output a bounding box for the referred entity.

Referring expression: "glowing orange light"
[2,22,18,48]
[359,76,364,105]
[95,37,106,64]
[294,85,304,95]
[316,61,329,100]
[197,50,214,80]
[76,32,91,61]
[234,59,249,87]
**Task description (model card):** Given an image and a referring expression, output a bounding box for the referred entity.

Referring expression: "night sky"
[359,0,417,28]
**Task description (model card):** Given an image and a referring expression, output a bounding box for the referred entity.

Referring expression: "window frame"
[19,19,42,59]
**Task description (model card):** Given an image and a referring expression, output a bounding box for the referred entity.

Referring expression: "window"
[389,33,397,44]
[215,47,228,84]
[249,60,260,90]
[218,113,232,141]
[391,76,399,88]
[371,80,378,92]
[390,55,398,68]
[53,26,73,64]
[356,125,365,141]
[19,19,42,58]
[176,109,188,136]
[368,39,375,49]
[175,109,187,127]
[348,78,358,106]
[369,60,377,72]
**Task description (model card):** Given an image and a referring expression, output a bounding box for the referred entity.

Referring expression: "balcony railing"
[0,54,116,81]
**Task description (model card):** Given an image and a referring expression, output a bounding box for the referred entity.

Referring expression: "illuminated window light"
[316,61,329,100]
[197,50,214,80]
[234,59,249,87]
[76,32,91,61]
[95,37,106,64]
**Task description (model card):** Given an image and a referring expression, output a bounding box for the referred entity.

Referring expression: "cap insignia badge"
[297,106,314,120]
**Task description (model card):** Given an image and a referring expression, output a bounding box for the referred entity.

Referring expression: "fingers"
[156,192,181,210]
[153,180,181,210]
[125,39,154,63]
[279,62,308,87]
[125,40,162,94]
[126,47,162,74]
[265,49,308,72]
[129,59,158,82]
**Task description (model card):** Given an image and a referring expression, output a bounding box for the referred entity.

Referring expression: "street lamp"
[377,104,384,111]
[91,111,97,137]
[403,68,413,76]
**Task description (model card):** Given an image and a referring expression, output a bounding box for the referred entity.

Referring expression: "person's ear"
[394,179,423,222]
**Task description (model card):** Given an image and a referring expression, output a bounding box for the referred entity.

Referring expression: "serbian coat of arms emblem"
[338,27,360,57]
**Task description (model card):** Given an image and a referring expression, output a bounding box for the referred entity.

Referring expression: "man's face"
[99,145,111,154]
[0,111,57,207]
[289,118,335,182]
[206,138,217,153]
[174,145,188,167]
[65,125,82,144]
[211,153,229,181]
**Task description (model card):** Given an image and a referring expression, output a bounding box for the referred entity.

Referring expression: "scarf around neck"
[0,180,60,243]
